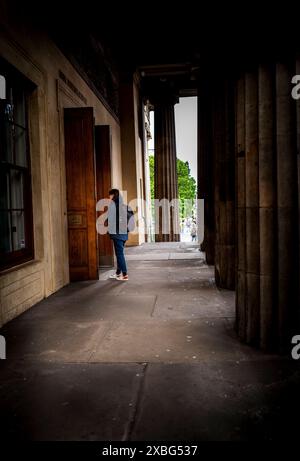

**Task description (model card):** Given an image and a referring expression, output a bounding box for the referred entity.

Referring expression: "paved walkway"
[0,243,299,440]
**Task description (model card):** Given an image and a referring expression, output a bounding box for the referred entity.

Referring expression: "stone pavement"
[0,243,299,440]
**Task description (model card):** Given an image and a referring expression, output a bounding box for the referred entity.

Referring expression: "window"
[0,62,34,270]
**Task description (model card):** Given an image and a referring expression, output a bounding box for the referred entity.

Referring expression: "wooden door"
[95,125,113,266]
[64,108,98,281]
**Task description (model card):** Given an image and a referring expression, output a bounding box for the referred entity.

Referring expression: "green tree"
[149,154,155,200]
[177,158,197,220]
[148,155,197,220]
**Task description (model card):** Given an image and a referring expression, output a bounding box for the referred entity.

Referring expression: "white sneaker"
[116,274,129,281]
[109,273,120,279]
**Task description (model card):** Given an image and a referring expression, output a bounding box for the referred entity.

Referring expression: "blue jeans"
[112,238,127,275]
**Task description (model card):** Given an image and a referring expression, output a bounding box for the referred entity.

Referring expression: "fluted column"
[235,74,246,341]
[296,57,300,329]
[154,95,180,242]
[258,64,276,349]
[213,79,235,289]
[198,77,215,263]
[276,62,298,351]
[245,70,260,345]
[236,61,299,351]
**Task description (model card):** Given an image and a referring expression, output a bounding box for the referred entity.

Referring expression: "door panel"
[95,125,113,267]
[64,108,98,281]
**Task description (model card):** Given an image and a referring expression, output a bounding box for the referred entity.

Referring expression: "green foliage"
[148,155,197,220]
[177,158,197,202]
[149,155,155,201]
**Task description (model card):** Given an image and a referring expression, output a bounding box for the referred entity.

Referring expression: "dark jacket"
[107,195,134,241]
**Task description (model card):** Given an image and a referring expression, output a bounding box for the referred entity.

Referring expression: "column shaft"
[258,64,276,349]
[236,74,246,341]
[245,70,260,345]
[276,62,299,350]
[296,57,300,328]
[213,80,235,289]
[198,79,215,264]
[154,101,180,242]
[236,61,299,351]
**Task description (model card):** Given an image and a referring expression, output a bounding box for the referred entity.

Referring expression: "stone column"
[154,94,180,242]
[296,57,300,329]
[276,62,298,351]
[223,79,236,289]
[198,77,215,264]
[236,61,299,351]
[119,75,146,246]
[245,70,260,345]
[235,74,246,342]
[258,64,276,349]
[213,79,235,289]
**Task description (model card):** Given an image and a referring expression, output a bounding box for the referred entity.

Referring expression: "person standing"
[107,189,133,281]
[190,220,197,242]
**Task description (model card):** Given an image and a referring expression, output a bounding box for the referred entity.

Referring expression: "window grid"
[0,64,34,270]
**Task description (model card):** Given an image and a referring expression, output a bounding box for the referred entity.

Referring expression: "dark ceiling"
[17,0,300,68]
[10,0,300,102]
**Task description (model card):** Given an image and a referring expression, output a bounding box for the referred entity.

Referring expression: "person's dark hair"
[109,188,120,201]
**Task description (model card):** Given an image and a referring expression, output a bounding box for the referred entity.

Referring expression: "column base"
[155,234,180,243]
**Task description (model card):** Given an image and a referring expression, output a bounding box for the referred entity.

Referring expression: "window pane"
[11,210,25,250]
[0,169,10,209]
[14,88,26,128]
[14,126,27,167]
[0,121,14,163]
[10,169,24,209]
[0,69,33,266]
[0,211,12,253]
[4,87,14,123]
[0,86,27,166]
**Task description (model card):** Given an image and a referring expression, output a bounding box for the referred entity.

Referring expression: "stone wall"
[0,17,122,326]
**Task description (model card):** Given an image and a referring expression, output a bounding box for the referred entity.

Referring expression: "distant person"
[107,189,134,281]
[190,221,197,242]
